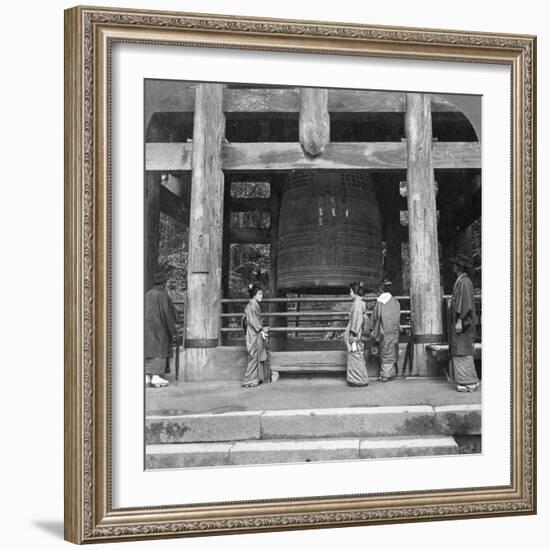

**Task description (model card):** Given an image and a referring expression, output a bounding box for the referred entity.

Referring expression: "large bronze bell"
[277,172,383,292]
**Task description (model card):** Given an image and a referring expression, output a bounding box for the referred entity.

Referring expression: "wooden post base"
[184,348,216,381]
[412,345,427,376]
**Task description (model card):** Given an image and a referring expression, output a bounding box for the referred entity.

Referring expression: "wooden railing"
[218,294,481,345]
[219,295,412,343]
[172,294,481,347]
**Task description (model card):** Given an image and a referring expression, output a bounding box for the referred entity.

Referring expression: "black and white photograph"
[56,0,538,544]
[144,80,482,470]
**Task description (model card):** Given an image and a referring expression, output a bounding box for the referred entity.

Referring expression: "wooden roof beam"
[146,83,465,115]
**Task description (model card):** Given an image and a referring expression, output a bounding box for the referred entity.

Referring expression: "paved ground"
[146,376,481,415]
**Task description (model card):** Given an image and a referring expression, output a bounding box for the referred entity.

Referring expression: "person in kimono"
[344,282,369,387]
[448,253,480,392]
[370,279,401,382]
[145,271,178,388]
[242,284,269,388]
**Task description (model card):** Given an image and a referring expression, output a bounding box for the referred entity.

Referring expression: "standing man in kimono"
[145,271,178,388]
[242,284,269,387]
[448,253,480,392]
[370,279,401,382]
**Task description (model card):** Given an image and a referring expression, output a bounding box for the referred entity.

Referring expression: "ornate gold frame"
[64,5,537,544]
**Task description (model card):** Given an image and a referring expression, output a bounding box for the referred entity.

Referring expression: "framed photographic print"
[64,5,536,544]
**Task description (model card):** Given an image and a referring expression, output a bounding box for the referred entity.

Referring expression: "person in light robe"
[344,282,369,387]
[242,284,269,388]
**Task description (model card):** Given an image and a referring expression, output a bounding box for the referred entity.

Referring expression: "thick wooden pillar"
[184,84,225,380]
[145,171,161,292]
[299,88,330,157]
[405,93,443,375]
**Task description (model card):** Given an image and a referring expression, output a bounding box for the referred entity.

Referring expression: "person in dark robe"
[370,279,401,382]
[242,284,269,388]
[145,271,177,388]
[448,253,480,392]
[344,282,369,387]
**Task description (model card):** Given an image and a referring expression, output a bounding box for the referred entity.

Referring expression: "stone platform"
[146,376,481,415]
[146,377,481,469]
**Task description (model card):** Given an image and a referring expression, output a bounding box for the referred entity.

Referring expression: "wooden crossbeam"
[432,143,480,171]
[145,81,195,129]
[329,90,405,112]
[146,141,480,171]
[146,143,193,171]
[224,88,299,112]
[146,82,462,115]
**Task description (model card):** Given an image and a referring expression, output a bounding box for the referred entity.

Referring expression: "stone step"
[146,404,481,444]
[146,435,459,469]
